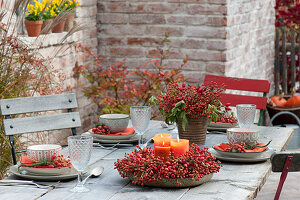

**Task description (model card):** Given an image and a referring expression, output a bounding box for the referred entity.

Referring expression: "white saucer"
[10,165,78,181]
[210,148,274,163]
[88,129,136,140]
[213,147,268,158]
[84,132,138,144]
[20,166,73,176]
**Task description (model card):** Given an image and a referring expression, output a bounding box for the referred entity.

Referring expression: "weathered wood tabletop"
[0,121,294,200]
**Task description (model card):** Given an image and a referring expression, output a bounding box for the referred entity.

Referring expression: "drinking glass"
[68,135,93,193]
[130,106,151,147]
[236,104,256,128]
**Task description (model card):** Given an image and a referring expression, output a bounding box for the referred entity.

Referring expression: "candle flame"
[163,140,165,147]
[160,134,163,138]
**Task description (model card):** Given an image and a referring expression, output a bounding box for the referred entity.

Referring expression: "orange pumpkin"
[285,90,300,107]
[270,93,287,107]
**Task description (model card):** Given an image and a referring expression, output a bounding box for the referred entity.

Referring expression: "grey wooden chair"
[271,151,300,200]
[0,93,81,165]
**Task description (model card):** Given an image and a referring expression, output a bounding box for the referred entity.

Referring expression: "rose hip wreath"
[114,144,222,186]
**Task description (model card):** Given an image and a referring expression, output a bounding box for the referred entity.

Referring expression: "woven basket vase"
[177,116,208,145]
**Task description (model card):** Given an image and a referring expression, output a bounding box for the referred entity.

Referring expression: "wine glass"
[68,135,93,193]
[130,106,151,147]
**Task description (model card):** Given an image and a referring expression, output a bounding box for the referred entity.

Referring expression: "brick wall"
[4,0,275,135]
[225,0,275,86]
[97,0,275,88]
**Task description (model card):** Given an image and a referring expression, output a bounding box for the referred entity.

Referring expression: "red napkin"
[20,156,51,168]
[214,143,267,152]
[20,156,71,168]
[107,127,135,136]
[21,156,34,165]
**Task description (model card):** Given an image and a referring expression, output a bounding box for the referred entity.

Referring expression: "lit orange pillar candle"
[154,142,171,160]
[170,139,189,158]
[154,134,172,147]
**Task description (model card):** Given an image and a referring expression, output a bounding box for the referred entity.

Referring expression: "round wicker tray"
[129,173,213,188]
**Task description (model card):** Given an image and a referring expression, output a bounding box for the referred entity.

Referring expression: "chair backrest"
[271,152,300,172]
[271,151,300,200]
[0,93,81,164]
[203,74,271,125]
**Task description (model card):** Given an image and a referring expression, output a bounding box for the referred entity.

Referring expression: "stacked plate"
[207,122,238,131]
[10,165,78,181]
[86,129,138,144]
[210,146,273,163]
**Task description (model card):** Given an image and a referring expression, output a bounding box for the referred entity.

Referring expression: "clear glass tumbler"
[68,135,93,193]
[236,104,256,128]
[130,106,151,147]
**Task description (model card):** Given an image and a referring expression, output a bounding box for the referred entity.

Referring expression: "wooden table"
[1,121,294,200]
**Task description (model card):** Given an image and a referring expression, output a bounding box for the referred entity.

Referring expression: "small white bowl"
[99,114,129,133]
[226,128,259,145]
[27,144,62,162]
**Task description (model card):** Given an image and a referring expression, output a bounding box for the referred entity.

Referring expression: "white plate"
[213,147,268,158]
[20,166,72,176]
[210,148,274,163]
[84,132,138,144]
[10,165,78,181]
[88,129,136,140]
[208,122,237,128]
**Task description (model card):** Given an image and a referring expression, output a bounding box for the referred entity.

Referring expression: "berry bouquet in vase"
[151,81,223,144]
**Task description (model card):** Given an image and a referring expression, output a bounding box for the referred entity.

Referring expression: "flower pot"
[177,116,208,145]
[64,14,75,32]
[41,19,53,34]
[24,20,43,37]
[52,18,66,33]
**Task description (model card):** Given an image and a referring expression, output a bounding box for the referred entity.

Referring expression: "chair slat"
[0,93,78,115]
[271,152,300,172]
[204,74,270,93]
[3,112,81,135]
[220,93,268,110]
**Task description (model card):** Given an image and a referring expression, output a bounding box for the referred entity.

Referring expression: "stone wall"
[18,0,99,135]
[97,0,275,90]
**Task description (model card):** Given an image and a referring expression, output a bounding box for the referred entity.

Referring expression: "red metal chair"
[203,74,271,125]
[271,151,300,200]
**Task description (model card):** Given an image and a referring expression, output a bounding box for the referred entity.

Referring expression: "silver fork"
[0,180,59,189]
[93,142,120,150]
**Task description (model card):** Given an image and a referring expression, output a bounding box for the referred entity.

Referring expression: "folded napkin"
[20,156,47,168]
[107,127,135,136]
[20,156,71,168]
[214,143,267,152]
